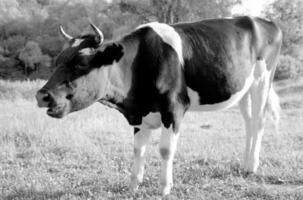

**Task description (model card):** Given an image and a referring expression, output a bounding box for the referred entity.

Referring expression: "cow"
[36,16,282,196]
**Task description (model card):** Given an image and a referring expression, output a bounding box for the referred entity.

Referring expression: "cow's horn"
[59,26,73,40]
[90,23,104,45]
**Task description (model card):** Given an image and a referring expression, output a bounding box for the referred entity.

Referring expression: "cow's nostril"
[36,89,53,108]
[66,94,73,100]
[42,94,51,102]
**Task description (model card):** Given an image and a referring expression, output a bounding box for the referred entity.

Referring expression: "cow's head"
[36,24,125,118]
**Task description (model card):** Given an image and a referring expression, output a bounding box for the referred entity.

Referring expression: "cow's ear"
[103,43,124,62]
[91,43,124,67]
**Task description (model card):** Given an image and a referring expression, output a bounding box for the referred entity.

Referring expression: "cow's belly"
[187,69,254,112]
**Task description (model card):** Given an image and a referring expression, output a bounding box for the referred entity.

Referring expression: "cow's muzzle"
[36,88,71,118]
[36,88,53,108]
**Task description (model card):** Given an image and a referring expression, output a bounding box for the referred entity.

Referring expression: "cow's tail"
[266,85,281,133]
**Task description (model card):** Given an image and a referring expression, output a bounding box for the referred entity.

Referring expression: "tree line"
[0,0,302,80]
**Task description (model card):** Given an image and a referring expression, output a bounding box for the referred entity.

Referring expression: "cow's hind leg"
[130,113,161,191]
[159,126,180,196]
[239,92,253,171]
[247,60,271,173]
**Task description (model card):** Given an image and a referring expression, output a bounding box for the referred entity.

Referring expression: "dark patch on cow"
[56,34,99,66]
[55,34,124,73]
[159,148,170,160]
[52,42,124,87]
[133,148,139,156]
[109,27,190,132]
[134,127,140,135]
[234,16,254,30]
[91,43,124,67]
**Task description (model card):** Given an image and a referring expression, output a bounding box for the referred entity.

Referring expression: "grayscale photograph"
[0,0,302,199]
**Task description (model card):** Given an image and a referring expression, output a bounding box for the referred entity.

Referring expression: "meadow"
[0,78,302,200]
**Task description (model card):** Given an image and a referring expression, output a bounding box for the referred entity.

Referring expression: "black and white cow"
[36,16,282,196]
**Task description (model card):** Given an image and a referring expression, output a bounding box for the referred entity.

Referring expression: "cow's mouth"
[47,104,67,118]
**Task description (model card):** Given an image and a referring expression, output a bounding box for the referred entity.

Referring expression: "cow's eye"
[76,64,87,70]
[63,80,74,89]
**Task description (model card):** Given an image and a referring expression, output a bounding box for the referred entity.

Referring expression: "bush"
[18,41,52,74]
[274,55,302,80]
[40,55,52,68]
[18,41,43,70]
[2,35,26,54]
[287,44,303,61]
[2,20,33,38]
[38,35,62,57]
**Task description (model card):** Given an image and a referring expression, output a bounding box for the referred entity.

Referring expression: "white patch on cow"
[71,39,84,47]
[159,125,179,196]
[129,111,161,191]
[79,48,93,55]
[134,112,162,130]
[130,125,152,191]
[101,60,134,101]
[247,59,270,173]
[187,67,255,112]
[104,61,129,97]
[137,22,184,65]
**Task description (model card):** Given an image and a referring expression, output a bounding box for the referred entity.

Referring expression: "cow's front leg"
[129,127,152,191]
[159,126,180,196]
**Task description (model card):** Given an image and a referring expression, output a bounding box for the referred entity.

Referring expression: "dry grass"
[0,78,303,200]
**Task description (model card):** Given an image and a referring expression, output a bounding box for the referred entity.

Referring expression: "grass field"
[0,78,302,200]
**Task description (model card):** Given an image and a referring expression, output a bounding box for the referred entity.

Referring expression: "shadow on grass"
[188,158,244,178]
[3,188,98,200]
[185,158,303,186]
[103,182,129,195]
[277,84,303,96]
[246,174,303,186]
[3,190,65,200]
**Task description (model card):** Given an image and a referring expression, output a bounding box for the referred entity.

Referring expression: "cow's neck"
[100,38,139,115]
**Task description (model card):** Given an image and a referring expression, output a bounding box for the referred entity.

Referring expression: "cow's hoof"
[245,159,259,174]
[243,166,258,175]
[160,184,172,197]
[242,170,253,177]
[129,175,143,192]
[129,182,139,192]
[129,177,142,192]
